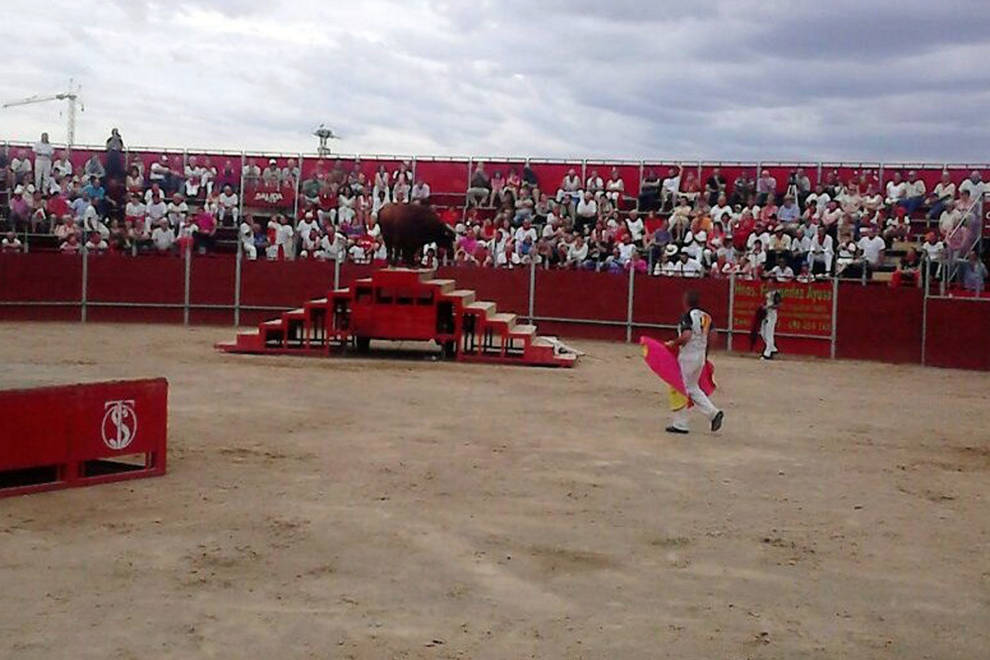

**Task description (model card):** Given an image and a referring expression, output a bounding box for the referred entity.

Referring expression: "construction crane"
[313,123,341,156]
[2,78,84,146]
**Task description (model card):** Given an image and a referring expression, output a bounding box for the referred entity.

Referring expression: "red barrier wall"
[437,265,529,314]
[0,253,988,371]
[836,284,923,364]
[0,252,81,302]
[415,160,468,193]
[925,298,990,370]
[0,378,168,497]
[241,259,335,308]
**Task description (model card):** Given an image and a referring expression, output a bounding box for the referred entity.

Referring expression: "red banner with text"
[731,280,833,338]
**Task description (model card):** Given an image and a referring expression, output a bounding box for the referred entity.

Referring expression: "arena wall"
[0,253,987,371]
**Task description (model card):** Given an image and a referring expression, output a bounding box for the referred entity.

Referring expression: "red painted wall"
[925,298,990,370]
[1,254,988,371]
[836,284,923,363]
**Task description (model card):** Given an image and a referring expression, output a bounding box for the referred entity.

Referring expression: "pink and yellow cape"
[639,336,717,412]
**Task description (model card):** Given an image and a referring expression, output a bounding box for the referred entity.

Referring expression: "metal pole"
[625,265,635,343]
[528,258,536,323]
[727,274,735,352]
[80,247,88,323]
[921,266,928,366]
[829,276,839,359]
[234,244,242,327]
[333,256,341,290]
[183,246,191,326]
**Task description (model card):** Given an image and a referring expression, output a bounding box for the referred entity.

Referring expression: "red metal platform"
[0,378,168,497]
[216,268,577,367]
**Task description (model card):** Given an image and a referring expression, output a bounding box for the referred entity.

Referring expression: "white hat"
[695,231,707,242]
[664,244,679,257]
[14,185,23,195]
[269,158,277,164]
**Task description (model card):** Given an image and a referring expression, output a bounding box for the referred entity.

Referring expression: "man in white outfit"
[760,289,781,360]
[666,291,724,435]
[33,133,55,192]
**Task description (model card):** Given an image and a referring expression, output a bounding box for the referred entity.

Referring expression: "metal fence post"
[183,246,191,326]
[626,265,635,343]
[921,267,929,366]
[234,244,242,327]
[334,256,341,290]
[830,276,839,359]
[80,248,88,323]
[528,258,536,323]
[727,274,735,352]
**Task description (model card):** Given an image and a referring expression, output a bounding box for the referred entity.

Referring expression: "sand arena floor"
[0,323,987,659]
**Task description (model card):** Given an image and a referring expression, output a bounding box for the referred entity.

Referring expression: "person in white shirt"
[899,171,927,214]
[33,133,55,192]
[660,166,682,210]
[605,169,625,204]
[836,239,860,276]
[710,194,732,226]
[624,210,645,245]
[759,289,781,360]
[85,231,109,253]
[564,235,589,268]
[575,192,597,232]
[857,226,886,271]
[513,218,537,246]
[766,257,794,283]
[666,291,723,434]
[52,151,73,179]
[808,225,834,276]
[585,170,604,196]
[166,193,188,229]
[239,219,257,260]
[151,219,176,253]
[146,193,167,227]
[216,185,239,226]
[884,172,907,206]
[926,171,956,220]
[268,214,296,260]
[10,149,33,185]
[316,230,347,261]
[617,235,637,264]
[124,194,148,234]
[747,240,767,274]
[2,231,23,253]
[296,211,319,244]
[677,251,704,278]
[410,179,431,203]
[958,171,986,207]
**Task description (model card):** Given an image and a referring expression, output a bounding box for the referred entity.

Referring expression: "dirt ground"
[0,323,987,660]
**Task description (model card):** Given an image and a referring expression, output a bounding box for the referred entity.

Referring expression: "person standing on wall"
[666,291,725,435]
[33,132,54,193]
[760,288,781,360]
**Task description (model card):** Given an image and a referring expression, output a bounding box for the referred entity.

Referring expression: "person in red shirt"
[47,192,70,219]
[193,209,217,253]
[731,212,755,252]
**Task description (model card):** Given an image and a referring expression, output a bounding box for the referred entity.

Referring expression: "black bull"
[378,203,456,266]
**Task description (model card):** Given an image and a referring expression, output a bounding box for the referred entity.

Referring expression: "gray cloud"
[2,0,989,163]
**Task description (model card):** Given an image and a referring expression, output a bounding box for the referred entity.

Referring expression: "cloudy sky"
[3,0,990,162]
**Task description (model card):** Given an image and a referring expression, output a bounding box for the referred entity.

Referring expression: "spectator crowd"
[2,130,987,293]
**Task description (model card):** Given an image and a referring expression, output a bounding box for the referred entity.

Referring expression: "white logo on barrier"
[102,399,138,450]
[254,190,284,204]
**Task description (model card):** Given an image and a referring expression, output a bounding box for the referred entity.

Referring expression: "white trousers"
[241,241,257,260]
[671,354,719,430]
[35,158,52,192]
[761,309,778,357]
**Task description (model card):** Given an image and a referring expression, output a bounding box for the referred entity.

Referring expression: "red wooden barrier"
[925,298,990,371]
[0,378,168,497]
[836,285,923,364]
